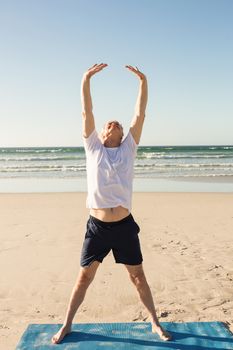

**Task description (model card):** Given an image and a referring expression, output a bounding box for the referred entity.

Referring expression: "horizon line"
[0,144,233,148]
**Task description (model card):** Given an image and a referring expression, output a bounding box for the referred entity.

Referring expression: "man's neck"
[102,138,121,148]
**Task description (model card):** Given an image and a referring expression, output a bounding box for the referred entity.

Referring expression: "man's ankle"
[150,317,160,327]
[62,322,72,328]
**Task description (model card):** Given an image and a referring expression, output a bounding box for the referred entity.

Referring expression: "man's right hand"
[83,63,108,79]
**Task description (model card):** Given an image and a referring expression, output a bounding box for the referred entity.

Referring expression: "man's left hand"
[125,65,147,81]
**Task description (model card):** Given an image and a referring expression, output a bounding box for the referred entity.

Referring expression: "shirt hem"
[86,204,131,211]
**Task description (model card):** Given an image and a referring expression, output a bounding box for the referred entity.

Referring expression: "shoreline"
[0,192,233,349]
[0,175,232,194]
[170,175,233,183]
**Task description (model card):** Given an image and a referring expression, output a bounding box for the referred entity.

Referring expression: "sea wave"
[0,164,86,172]
[134,162,233,168]
[0,145,232,180]
[0,155,85,162]
[139,153,233,159]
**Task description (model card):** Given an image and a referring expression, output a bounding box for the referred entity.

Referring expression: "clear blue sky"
[0,0,232,146]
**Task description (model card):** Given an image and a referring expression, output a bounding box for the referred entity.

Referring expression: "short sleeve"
[82,129,101,152]
[122,130,138,155]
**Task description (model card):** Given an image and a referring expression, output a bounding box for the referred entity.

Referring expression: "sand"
[0,192,232,349]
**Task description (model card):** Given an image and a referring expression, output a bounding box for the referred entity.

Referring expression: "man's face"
[102,120,124,144]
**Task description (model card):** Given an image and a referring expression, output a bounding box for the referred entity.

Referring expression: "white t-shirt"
[83,129,138,211]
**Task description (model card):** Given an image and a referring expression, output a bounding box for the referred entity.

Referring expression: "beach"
[0,192,232,348]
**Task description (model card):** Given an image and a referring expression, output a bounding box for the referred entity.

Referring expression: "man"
[52,63,171,344]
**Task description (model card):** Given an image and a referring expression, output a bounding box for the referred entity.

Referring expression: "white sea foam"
[0,146,232,182]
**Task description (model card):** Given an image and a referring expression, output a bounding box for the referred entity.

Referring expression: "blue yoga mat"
[16,321,233,349]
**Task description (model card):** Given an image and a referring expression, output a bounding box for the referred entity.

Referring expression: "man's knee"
[78,271,94,287]
[127,266,147,289]
[76,261,99,288]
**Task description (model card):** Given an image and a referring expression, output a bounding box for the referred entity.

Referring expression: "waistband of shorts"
[89,213,133,227]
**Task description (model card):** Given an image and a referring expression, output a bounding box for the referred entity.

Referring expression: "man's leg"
[124,263,172,341]
[52,261,100,344]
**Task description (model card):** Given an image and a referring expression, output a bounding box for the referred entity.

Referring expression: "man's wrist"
[139,75,147,82]
[82,74,91,81]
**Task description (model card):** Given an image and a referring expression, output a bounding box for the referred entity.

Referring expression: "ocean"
[0,145,233,192]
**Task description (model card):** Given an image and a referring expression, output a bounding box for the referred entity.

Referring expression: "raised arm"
[81,63,108,138]
[125,65,148,144]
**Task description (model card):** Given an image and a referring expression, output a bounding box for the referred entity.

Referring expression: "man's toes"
[51,336,58,344]
[161,330,172,341]
[51,332,62,344]
[51,326,71,344]
[152,325,172,341]
[159,329,172,340]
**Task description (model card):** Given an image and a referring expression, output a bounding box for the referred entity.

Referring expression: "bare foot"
[152,323,172,341]
[51,324,72,344]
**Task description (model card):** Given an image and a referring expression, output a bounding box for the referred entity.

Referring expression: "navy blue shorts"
[80,213,143,267]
